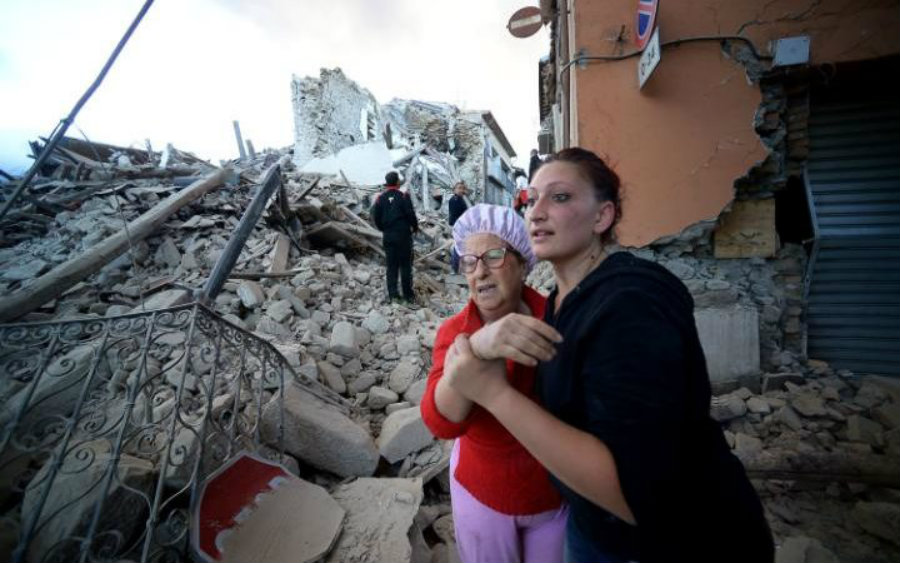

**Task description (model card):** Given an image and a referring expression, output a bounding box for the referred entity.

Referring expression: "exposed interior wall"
[568,0,900,247]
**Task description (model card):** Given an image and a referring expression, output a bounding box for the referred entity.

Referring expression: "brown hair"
[542,147,622,243]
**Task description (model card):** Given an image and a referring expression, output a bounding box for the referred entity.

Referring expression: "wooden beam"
[226,269,307,280]
[295,177,321,202]
[738,449,900,487]
[0,168,229,322]
[306,222,385,257]
[268,233,291,273]
[415,240,452,264]
[339,204,373,230]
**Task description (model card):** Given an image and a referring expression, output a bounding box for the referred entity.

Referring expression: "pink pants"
[449,440,568,563]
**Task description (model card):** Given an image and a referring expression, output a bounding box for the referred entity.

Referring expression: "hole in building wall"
[775,174,814,248]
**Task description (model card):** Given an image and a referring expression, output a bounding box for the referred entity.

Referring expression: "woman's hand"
[445,334,512,410]
[469,313,562,366]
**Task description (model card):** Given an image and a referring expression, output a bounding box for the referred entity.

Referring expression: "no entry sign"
[507,6,543,38]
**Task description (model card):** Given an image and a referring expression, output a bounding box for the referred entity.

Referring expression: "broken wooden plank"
[296,203,332,225]
[295,177,321,203]
[738,449,900,487]
[269,233,291,273]
[418,272,444,293]
[414,240,452,264]
[226,270,307,280]
[306,222,385,257]
[338,204,373,230]
[339,222,381,240]
[421,256,449,272]
[0,168,229,322]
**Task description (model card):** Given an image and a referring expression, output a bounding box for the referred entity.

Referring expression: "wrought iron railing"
[0,303,290,563]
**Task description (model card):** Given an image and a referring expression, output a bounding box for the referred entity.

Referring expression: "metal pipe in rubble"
[199,160,284,301]
[0,0,155,221]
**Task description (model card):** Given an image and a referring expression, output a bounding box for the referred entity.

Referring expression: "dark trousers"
[384,235,414,300]
[451,247,460,274]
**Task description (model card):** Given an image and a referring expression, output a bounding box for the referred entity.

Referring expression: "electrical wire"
[558,34,774,79]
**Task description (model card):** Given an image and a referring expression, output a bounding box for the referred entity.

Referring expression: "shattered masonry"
[291,68,519,210]
[0,63,898,562]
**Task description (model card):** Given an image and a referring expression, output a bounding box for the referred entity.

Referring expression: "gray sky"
[0,0,549,174]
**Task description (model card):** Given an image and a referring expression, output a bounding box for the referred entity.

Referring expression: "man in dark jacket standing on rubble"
[372,171,419,303]
[447,181,468,274]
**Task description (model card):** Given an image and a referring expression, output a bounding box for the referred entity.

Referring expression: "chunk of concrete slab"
[694,307,760,385]
[261,382,378,477]
[325,477,423,563]
[377,407,433,463]
[329,321,360,358]
[131,289,190,312]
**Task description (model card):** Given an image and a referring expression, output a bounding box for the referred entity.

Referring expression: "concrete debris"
[261,381,379,478]
[292,68,520,211]
[1,102,898,563]
[325,478,423,563]
[377,406,434,464]
[775,536,839,563]
[851,502,900,547]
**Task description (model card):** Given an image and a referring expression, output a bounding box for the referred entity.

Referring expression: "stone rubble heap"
[292,68,504,210]
[712,364,900,563]
[0,139,897,563]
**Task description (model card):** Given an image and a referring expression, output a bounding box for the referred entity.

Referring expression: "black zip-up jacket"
[448,194,467,226]
[372,187,418,241]
[538,252,773,563]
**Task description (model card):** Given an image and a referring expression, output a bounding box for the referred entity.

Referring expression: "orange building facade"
[538,0,900,378]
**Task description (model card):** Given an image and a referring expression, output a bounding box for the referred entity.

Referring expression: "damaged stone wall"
[647,68,812,382]
[381,99,487,200]
[292,68,383,167]
[526,61,813,386]
[292,69,504,208]
[3,132,899,562]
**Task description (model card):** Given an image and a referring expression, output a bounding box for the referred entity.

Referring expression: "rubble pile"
[1,132,898,563]
[292,69,502,213]
[382,99,489,202]
[712,363,900,562]
[0,137,215,247]
[0,136,472,562]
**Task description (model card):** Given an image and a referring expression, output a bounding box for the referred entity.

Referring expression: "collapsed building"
[291,68,520,210]
[0,52,897,563]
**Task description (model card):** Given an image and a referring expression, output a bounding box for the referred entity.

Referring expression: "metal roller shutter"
[806,98,900,376]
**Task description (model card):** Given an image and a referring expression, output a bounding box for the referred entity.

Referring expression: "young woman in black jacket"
[442,148,774,563]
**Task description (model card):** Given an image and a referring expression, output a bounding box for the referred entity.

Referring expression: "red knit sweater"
[420,286,562,515]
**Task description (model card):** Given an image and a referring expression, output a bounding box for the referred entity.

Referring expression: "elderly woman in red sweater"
[420,204,567,563]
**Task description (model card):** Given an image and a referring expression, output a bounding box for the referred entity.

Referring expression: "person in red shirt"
[420,204,567,563]
[513,170,529,217]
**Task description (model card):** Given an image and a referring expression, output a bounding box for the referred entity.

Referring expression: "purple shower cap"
[452,203,537,273]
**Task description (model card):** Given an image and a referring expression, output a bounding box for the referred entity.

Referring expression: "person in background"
[448,181,469,274]
[421,204,568,563]
[513,170,529,217]
[528,149,542,182]
[443,148,774,563]
[372,171,418,304]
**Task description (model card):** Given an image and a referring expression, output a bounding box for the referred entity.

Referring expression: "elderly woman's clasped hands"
[444,313,562,409]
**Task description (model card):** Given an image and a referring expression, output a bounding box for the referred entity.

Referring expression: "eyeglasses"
[459,247,510,274]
